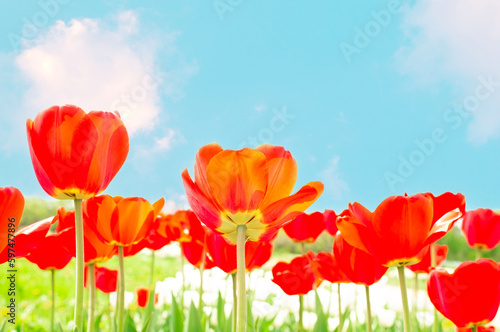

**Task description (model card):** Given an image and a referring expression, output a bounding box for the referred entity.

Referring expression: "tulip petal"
[182,169,223,231]
[262,181,324,227]
[194,143,224,202]
[206,148,268,214]
[257,145,298,207]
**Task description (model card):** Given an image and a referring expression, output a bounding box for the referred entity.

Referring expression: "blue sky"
[1,0,500,213]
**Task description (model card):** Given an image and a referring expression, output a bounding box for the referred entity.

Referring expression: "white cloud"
[154,129,177,151]
[162,194,189,214]
[14,10,197,135]
[397,0,500,144]
[319,156,349,201]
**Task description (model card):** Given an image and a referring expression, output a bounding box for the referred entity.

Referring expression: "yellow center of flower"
[218,210,265,243]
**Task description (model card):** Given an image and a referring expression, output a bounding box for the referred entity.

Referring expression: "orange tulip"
[182,143,324,244]
[56,207,117,263]
[156,211,191,243]
[26,104,129,199]
[0,187,24,261]
[337,192,465,267]
[84,195,164,247]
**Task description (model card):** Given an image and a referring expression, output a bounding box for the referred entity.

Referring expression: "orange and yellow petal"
[194,143,224,201]
[206,148,268,214]
[257,145,298,207]
[182,169,223,231]
[262,181,324,228]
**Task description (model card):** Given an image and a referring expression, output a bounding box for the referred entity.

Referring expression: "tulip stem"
[430,245,438,332]
[51,269,55,332]
[301,242,305,255]
[117,246,125,332]
[365,285,372,332]
[476,248,482,260]
[88,263,96,332]
[199,255,205,312]
[433,309,439,332]
[236,225,247,332]
[471,326,478,332]
[74,198,84,331]
[413,273,418,318]
[232,273,237,332]
[180,255,185,307]
[299,295,304,332]
[338,283,343,332]
[148,250,155,289]
[397,266,411,332]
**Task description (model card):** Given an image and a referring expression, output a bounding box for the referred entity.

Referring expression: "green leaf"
[216,291,226,331]
[246,297,255,332]
[0,319,6,332]
[141,312,154,332]
[124,311,138,332]
[143,287,156,331]
[170,293,184,332]
[183,301,203,332]
[225,311,234,332]
[94,313,103,332]
[313,290,328,332]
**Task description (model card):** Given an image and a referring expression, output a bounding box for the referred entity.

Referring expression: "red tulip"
[337,192,465,267]
[136,287,149,308]
[25,230,73,270]
[0,187,24,263]
[272,255,317,295]
[26,104,129,200]
[333,232,388,286]
[461,208,500,250]
[428,259,500,328]
[406,244,448,274]
[56,207,117,263]
[206,231,273,273]
[283,211,326,243]
[307,251,350,285]
[324,209,338,236]
[182,143,323,243]
[84,195,164,247]
[85,265,118,293]
[177,210,215,269]
[0,216,54,264]
[457,326,495,332]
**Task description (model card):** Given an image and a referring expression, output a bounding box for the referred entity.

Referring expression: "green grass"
[0,252,179,330]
